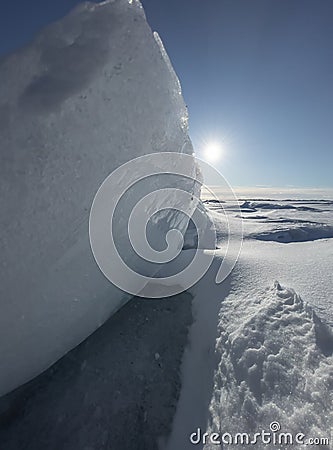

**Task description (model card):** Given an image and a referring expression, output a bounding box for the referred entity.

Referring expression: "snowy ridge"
[250,224,333,243]
[240,201,322,212]
[207,197,333,244]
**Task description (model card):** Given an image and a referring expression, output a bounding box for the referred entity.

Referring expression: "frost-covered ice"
[0,0,197,396]
[0,292,194,450]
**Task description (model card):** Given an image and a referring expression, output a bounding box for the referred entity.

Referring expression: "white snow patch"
[205,280,332,449]
[167,197,332,449]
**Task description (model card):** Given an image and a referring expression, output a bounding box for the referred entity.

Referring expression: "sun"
[203,141,223,163]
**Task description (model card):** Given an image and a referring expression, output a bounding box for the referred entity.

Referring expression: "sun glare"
[203,141,222,163]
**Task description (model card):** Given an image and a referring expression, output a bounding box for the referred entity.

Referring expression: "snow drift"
[250,224,333,243]
[167,198,332,449]
[206,281,332,449]
[0,0,198,396]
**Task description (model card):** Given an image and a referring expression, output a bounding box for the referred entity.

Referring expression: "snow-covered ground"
[167,194,333,449]
[0,0,331,447]
[210,195,333,324]
[1,197,331,449]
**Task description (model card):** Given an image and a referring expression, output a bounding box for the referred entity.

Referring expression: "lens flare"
[203,141,222,163]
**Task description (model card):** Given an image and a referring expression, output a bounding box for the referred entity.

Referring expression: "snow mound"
[240,201,321,212]
[0,0,198,396]
[250,224,333,243]
[237,214,319,224]
[207,281,332,448]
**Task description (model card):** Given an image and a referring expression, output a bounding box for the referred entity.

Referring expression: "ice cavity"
[207,281,332,448]
[0,0,197,396]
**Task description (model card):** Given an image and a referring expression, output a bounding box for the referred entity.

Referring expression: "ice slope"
[0,0,197,396]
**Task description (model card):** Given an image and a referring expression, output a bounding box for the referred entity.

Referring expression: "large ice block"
[0,0,197,395]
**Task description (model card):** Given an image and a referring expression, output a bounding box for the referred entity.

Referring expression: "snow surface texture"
[166,197,333,450]
[0,0,198,396]
[0,190,331,448]
[207,281,332,449]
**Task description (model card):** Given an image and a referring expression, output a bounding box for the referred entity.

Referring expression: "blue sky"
[1,0,332,187]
